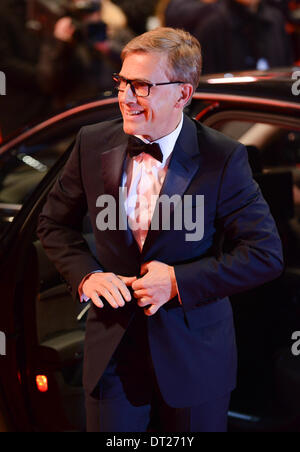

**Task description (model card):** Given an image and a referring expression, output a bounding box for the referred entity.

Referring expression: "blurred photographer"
[55,1,107,47]
[0,0,52,138]
[195,0,294,74]
[38,0,125,108]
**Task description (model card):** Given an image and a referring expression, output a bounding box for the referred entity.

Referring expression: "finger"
[117,275,137,287]
[140,262,150,276]
[90,291,104,309]
[89,277,129,306]
[132,276,150,291]
[133,289,150,299]
[100,288,120,309]
[110,276,132,302]
[106,285,127,307]
[137,297,152,307]
[144,303,160,316]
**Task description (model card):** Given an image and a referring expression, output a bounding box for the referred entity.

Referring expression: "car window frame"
[200,110,300,132]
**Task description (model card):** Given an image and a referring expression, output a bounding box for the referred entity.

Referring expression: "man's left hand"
[132,261,178,316]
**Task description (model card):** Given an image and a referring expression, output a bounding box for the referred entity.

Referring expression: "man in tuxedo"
[37,27,283,432]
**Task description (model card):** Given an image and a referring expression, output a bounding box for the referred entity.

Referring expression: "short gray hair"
[121,27,202,92]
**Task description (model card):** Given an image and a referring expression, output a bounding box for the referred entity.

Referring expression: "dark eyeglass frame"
[112,73,185,97]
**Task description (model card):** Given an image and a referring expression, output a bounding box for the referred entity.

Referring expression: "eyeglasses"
[112,73,184,98]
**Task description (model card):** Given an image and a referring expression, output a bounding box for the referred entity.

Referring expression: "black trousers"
[85,310,231,432]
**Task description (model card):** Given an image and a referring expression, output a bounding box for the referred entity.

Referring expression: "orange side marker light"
[36,375,48,393]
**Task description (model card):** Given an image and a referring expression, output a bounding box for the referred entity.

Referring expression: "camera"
[66,1,101,20]
[67,1,107,44]
[26,0,106,42]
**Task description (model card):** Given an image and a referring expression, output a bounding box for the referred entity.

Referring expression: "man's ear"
[176,83,194,108]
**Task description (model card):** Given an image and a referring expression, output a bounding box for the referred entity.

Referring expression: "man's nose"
[123,83,136,102]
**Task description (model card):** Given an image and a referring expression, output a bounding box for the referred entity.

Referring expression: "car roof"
[196,67,300,102]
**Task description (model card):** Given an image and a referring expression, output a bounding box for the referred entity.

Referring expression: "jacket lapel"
[100,142,127,202]
[141,116,201,258]
[100,138,141,259]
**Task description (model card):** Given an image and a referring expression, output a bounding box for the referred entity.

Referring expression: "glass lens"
[112,75,150,97]
[132,81,149,97]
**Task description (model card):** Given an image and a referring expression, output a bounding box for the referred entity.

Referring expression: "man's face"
[118,52,184,142]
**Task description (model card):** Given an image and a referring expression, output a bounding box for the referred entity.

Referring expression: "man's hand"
[82,272,137,309]
[132,261,178,316]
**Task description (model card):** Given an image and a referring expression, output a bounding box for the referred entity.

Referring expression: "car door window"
[0,135,74,204]
[0,134,75,238]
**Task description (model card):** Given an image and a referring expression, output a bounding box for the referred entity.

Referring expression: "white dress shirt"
[122,114,184,250]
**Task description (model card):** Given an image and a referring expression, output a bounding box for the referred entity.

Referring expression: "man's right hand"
[82,272,137,309]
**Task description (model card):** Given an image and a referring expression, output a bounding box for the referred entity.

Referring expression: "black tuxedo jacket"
[37,115,283,407]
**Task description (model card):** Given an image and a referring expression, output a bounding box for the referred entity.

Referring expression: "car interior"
[211,117,300,430]
[1,106,300,431]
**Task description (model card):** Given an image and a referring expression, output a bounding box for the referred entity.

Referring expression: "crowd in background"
[0,0,299,139]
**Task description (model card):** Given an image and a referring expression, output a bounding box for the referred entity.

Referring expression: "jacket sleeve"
[174,144,284,312]
[37,128,104,301]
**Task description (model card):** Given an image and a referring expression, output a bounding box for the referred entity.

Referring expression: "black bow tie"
[127,136,163,163]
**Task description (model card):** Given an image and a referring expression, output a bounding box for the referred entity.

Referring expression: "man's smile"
[123,109,145,117]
